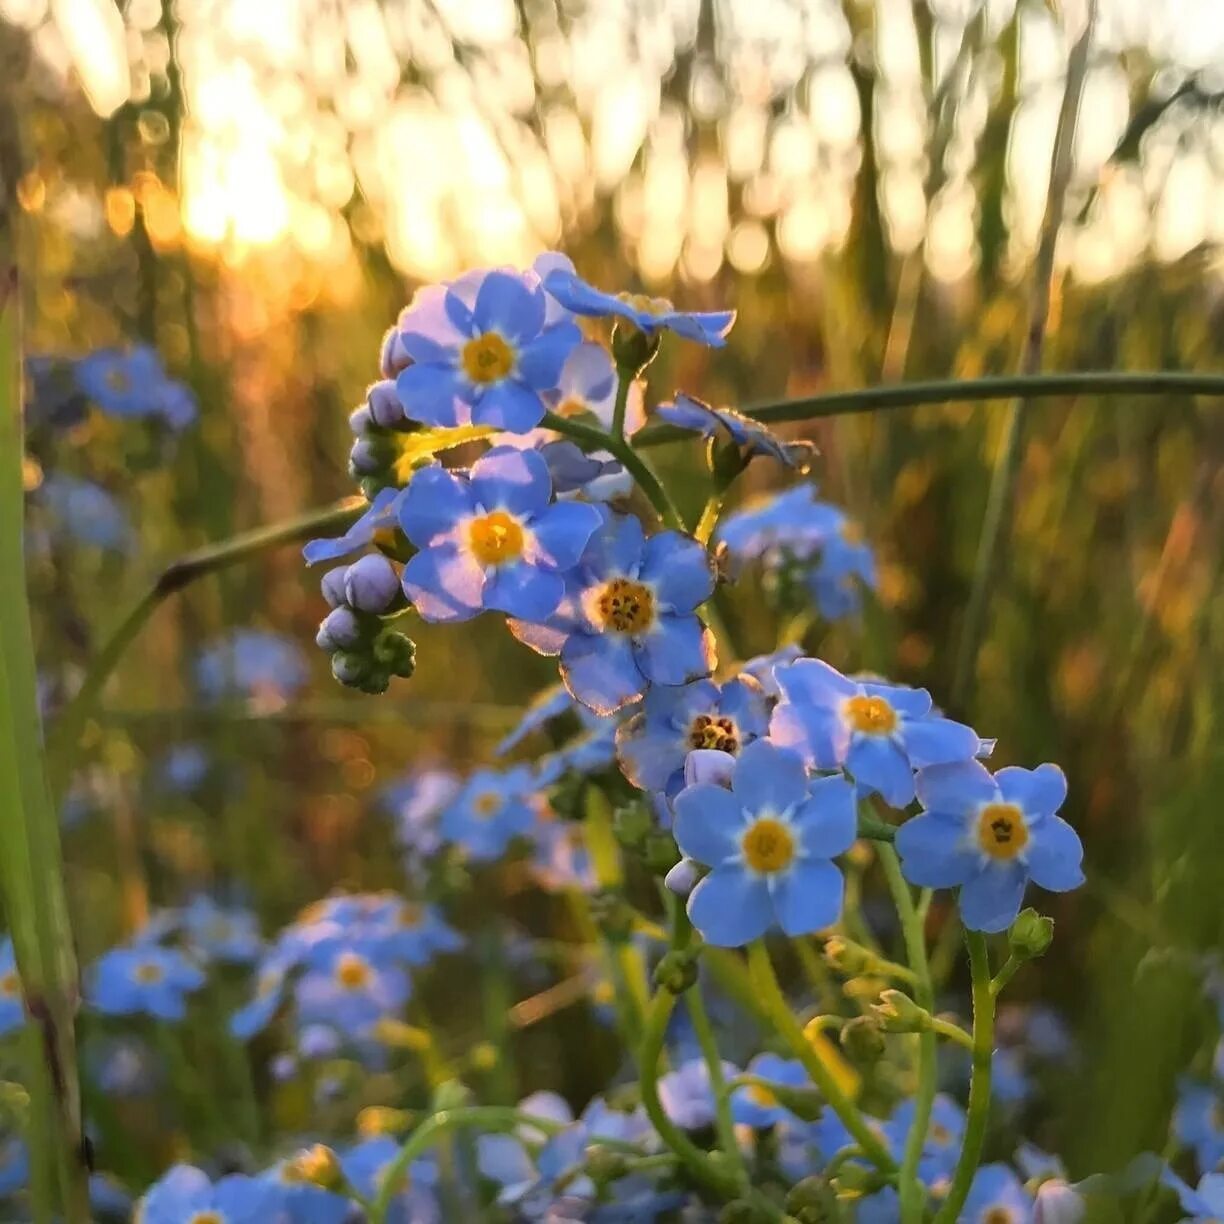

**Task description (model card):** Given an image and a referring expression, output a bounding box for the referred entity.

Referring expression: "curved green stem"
[880,846,936,1224]
[611,364,633,441]
[685,985,747,1191]
[990,955,1024,998]
[932,932,995,1223]
[931,1017,974,1051]
[746,941,895,1172]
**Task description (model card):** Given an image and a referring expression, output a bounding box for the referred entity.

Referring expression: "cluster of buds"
[316,555,415,694]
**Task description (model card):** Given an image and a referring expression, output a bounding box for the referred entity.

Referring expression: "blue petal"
[639,532,715,612]
[633,616,715,686]
[729,740,809,815]
[774,657,858,710]
[995,764,1067,816]
[769,700,848,770]
[402,545,484,622]
[616,714,685,792]
[846,736,915,808]
[900,715,983,769]
[395,363,464,427]
[914,760,997,816]
[471,445,552,517]
[1024,816,1084,892]
[579,509,644,579]
[958,864,1028,933]
[398,466,475,546]
[398,284,466,362]
[472,381,546,433]
[518,322,581,390]
[771,859,844,935]
[687,867,773,947]
[560,632,644,714]
[473,271,545,342]
[794,775,857,858]
[483,562,564,621]
[860,682,931,719]
[894,814,977,887]
[528,501,602,571]
[673,784,748,866]
[664,308,736,345]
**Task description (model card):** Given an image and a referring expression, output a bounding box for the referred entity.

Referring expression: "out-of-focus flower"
[303,487,406,566]
[439,766,538,862]
[0,941,23,1037]
[138,1165,282,1224]
[294,945,411,1043]
[656,394,813,469]
[180,896,263,965]
[1174,1080,1224,1172]
[659,1057,740,1129]
[962,1163,1035,1223]
[29,474,132,553]
[732,1053,810,1128]
[74,344,197,430]
[87,944,204,1021]
[1162,1169,1224,1223]
[195,630,309,705]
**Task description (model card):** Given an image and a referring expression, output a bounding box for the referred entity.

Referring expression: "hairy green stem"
[746,941,895,1172]
[933,932,995,1223]
[611,362,633,440]
[931,1017,974,1051]
[951,3,1098,705]
[880,845,937,1224]
[685,985,747,1191]
[990,955,1023,998]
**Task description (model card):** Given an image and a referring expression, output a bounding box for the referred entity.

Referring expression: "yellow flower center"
[983,1210,1016,1224]
[283,1144,342,1189]
[688,714,739,753]
[461,332,514,383]
[747,1084,778,1108]
[103,367,131,393]
[398,903,423,929]
[133,962,165,985]
[188,1213,224,1224]
[976,803,1029,861]
[0,972,20,998]
[931,1122,952,1144]
[841,520,864,545]
[556,397,589,418]
[473,792,503,819]
[335,952,372,990]
[617,291,673,316]
[592,578,655,635]
[467,510,525,567]
[741,818,795,874]
[844,694,897,735]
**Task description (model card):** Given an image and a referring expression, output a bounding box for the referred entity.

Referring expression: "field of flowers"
[3,1,1224,1221]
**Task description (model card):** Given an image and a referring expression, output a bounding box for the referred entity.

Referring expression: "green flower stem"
[989,955,1023,998]
[932,932,995,1224]
[370,1107,569,1222]
[694,493,723,546]
[685,984,748,1192]
[856,814,897,843]
[746,941,895,1173]
[931,1017,974,1051]
[951,2,1097,707]
[46,497,363,796]
[879,845,937,1224]
[611,363,634,440]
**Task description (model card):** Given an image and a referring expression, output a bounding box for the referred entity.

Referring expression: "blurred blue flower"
[771,657,983,808]
[532,819,597,892]
[539,440,631,502]
[304,486,406,565]
[139,1165,281,1224]
[393,267,581,433]
[997,1003,1075,1063]
[883,1093,965,1184]
[658,1056,740,1129]
[89,1173,133,1220]
[615,676,768,795]
[75,344,197,430]
[804,521,878,620]
[0,941,23,1037]
[30,474,132,552]
[195,630,308,705]
[0,1138,27,1198]
[1175,1080,1224,1172]
[180,896,263,965]
[656,394,814,469]
[673,739,856,946]
[399,446,601,623]
[496,685,580,755]
[342,1138,439,1223]
[991,1047,1034,1108]
[1163,1169,1224,1223]
[380,768,460,861]
[230,966,287,1040]
[510,510,716,715]
[894,760,1084,932]
[731,1053,809,1128]
[87,945,204,1021]
[439,766,538,861]
[86,1035,159,1097]
[153,742,211,793]
[541,256,735,346]
[294,945,410,1043]
[962,1163,1033,1223]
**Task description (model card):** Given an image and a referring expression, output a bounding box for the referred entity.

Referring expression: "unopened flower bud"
[664,857,701,898]
[583,1145,630,1185]
[717,1197,769,1224]
[320,607,363,650]
[653,949,699,995]
[348,405,373,435]
[331,650,373,688]
[840,1014,886,1064]
[320,566,349,609]
[823,936,874,976]
[380,318,412,378]
[872,989,933,1034]
[833,1161,886,1194]
[373,629,416,679]
[284,1144,343,1191]
[785,1176,839,1223]
[367,379,406,429]
[349,436,384,476]
[430,1079,472,1113]
[708,432,749,491]
[610,323,660,376]
[589,890,634,943]
[1009,909,1054,961]
[344,554,402,613]
[684,748,735,789]
[356,1106,412,1138]
[1034,1180,1085,1224]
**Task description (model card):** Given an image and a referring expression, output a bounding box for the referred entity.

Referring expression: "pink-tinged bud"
[367,379,406,429]
[683,748,735,789]
[664,858,700,898]
[1034,1181,1085,1224]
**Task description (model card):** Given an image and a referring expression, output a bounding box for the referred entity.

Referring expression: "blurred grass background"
[6,0,1224,1188]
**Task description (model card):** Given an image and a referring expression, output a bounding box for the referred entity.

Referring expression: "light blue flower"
[75,344,197,430]
[883,1093,965,1184]
[154,742,210,793]
[342,1138,439,1223]
[961,1163,1033,1223]
[770,657,984,808]
[180,896,263,965]
[732,1053,810,1128]
[991,1047,1033,1107]
[303,487,406,565]
[894,759,1084,932]
[510,510,717,715]
[656,394,813,469]
[439,766,538,862]
[804,522,878,620]
[398,446,601,624]
[541,256,734,346]
[1174,1080,1224,1172]
[532,819,597,892]
[1163,1169,1224,1223]
[379,768,460,860]
[658,1056,740,1129]
[87,944,204,1021]
[672,739,856,947]
[294,944,410,1043]
[717,484,843,564]
[616,676,768,795]
[0,1137,27,1198]
[0,941,23,1037]
[139,1165,282,1224]
[393,267,581,433]
[30,474,132,552]
[195,630,309,704]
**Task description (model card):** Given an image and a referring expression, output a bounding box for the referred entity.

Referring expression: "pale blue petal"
[634,616,715,686]
[395,363,464,427]
[860,682,931,718]
[639,533,715,611]
[687,868,772,947]
[774,658,858,709]
[528,501,602,571]
[581,509,644,576]
[673,784,748,866]
[795,775,857,857]
[769,700,847,769]
[508,616,571,657]
[402,546,484,623]
[900,716,983,769]
[729,740,809,814]
[473,271,544,341]
[894,814,977,887]
[846,735,915,808]
[472,381,546,433]
[483,563,564,621]
[560,633,644,715]
[959,865,1028,933]
[616,714,685,792]
[996,764,1068,817]
[398,466,475,546]
[398,284,465,362]
[518,323,581,390]
[1025,817,1084,892]
[471,446,552,517]
[914,760,997,815]
[771,859,844,936]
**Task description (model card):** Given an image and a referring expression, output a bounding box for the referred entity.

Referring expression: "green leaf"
[393,424,496,483]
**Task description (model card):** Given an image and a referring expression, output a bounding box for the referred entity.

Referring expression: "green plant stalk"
[990,954,1024,998]
[0,244,91,1219]
[932,932,995,1223]
[931,1017,974,1051]
[610,362,633,440]
[746,941,895,1172]
[879,845,937,1224]
[685,985,747,1192]
[951,3,1098,706]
